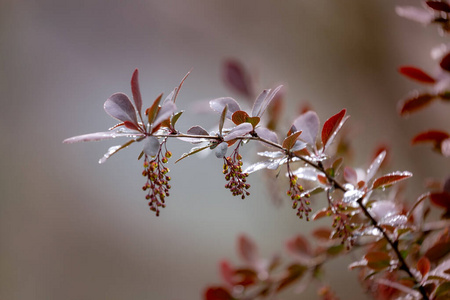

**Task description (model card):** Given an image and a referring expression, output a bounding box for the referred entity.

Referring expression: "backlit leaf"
[322,109,346,148]
[372,171,413,189]
[104,93,139,127]
[171,111,183,128]
[283,131,302,150]
[417,256,431,277]
[231,110,249,125]
[252,85,283,118]
[146,93,163,125]
[435,282,450,300]
[398,93,437,116]
[366,150,386,184]
[398,66,437,84]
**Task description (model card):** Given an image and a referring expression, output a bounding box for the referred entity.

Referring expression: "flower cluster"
[142,150,172,216]
[286,174,311,220]
[223,148,250,199]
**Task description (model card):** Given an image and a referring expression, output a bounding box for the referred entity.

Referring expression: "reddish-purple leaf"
[171,71,191,104]
[152,102,176,128]
[365,251,391,270]
[143,136,160,157]
[366,150,386,184]
[210,97,241,120]
[372,171,412,189]
[254,127,279,145]
[441,52,450,72]
[231,110,249,125]
[187,125,209,136]
[251,85,283,118]
[292,111,320,147]
[321,109,346,148]
[204,287,233,300]
[430,192,450,210]
[224,122,253,141]
[417,256,431,277]
[398,66,437,84]
[426,1,450,13]
[238,234,258,264]
[131,69,143,115]
[286,235,311,257]
[425,239,450,262]
[412,130,450,147]
[282,131,302,150]
[104,93,139,127]
[276,264,307,292]
[223,59,252,99]
[146,93,163,125]
[398,93,436,116]
[344,166,358,186]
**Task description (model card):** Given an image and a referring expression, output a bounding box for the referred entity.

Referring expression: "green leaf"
[435,282,450,300]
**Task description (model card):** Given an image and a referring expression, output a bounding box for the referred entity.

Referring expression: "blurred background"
[1,0,449,299]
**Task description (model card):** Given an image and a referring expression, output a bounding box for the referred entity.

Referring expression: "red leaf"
[231,110,249,125]
[204,287,233,300]
[441,52,450,72]
[426,1,450,13]
[321,109,346,147]
[238,234,258,264]
[131,69,143,114]
[223,59,252,99]
[417,256,431,277]
[398,66,437,84]
[372,171,413,189]
[398,93,437,116]
[282,131,302,150]
[430,192,450,210]
[412,130,450,146]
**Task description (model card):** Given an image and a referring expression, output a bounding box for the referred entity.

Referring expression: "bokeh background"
[1,0,449,299]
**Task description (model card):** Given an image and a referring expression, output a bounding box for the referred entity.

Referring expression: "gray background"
[1,0,449,299]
